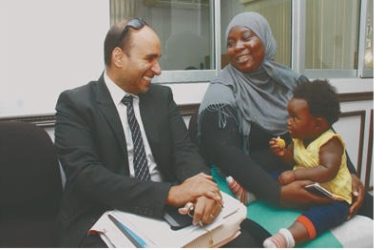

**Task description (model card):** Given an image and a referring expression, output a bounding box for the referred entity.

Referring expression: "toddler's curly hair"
[293,80,340,125]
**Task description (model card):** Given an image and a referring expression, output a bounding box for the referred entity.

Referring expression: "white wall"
[0,0,109,117]
[163,78,373,106]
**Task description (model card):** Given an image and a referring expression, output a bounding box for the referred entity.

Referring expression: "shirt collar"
[103,71,138,106]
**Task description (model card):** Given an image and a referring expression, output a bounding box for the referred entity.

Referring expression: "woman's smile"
[236,54,250,64]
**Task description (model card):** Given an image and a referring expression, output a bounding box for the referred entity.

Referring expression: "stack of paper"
[90,191,246,248]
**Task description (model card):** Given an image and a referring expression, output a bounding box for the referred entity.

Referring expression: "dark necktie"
[121,95,151,181]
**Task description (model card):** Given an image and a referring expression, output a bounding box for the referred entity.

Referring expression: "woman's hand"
[280,180,331,208]
[348,174,365,219]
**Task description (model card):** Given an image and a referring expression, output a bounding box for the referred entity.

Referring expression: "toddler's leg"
[263,217,314,248]
[263,228,296,248]
[263,201,349,248]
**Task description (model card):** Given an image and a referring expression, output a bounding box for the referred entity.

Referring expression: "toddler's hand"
[279,170,296,185]
[269,137,286,156]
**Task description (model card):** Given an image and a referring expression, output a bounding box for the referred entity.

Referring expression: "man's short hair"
[104,19,148,66]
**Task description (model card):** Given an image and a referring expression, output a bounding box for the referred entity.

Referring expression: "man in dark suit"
[54,19,224,247]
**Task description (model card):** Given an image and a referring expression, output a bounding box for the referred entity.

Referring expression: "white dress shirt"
[104,72,162,182]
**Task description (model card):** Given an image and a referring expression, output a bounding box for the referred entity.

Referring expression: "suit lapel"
[139,92,160,149]
[94,78,159,166]
[95,76,127,155]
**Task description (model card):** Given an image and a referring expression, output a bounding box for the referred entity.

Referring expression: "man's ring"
[186,202,195,217]
[185,202,194,210]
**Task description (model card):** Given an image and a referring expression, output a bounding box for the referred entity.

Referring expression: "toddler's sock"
[263,228,295,248]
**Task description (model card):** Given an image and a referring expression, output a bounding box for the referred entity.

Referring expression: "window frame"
[139,0,374,84]
[293,0,372,79]
[357,0,373,78]
[152,0,220,84]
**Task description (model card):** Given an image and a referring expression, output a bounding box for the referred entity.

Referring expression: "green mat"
[211,167,342,248]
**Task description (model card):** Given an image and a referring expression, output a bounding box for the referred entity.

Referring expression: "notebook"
[89,191,246,247]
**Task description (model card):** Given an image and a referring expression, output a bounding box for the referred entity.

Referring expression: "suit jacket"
[55,75,208,247]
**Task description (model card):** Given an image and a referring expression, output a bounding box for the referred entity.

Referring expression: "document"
[89,191,246,248]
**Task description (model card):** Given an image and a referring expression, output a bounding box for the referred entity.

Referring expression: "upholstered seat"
[0,121,63,247]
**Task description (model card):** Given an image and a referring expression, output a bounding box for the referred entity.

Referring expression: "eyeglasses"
[118,18,147,44]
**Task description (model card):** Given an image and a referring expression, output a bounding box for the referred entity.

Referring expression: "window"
[110,0,373,83]
[110,0,216,83]
[304,0,360,78]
